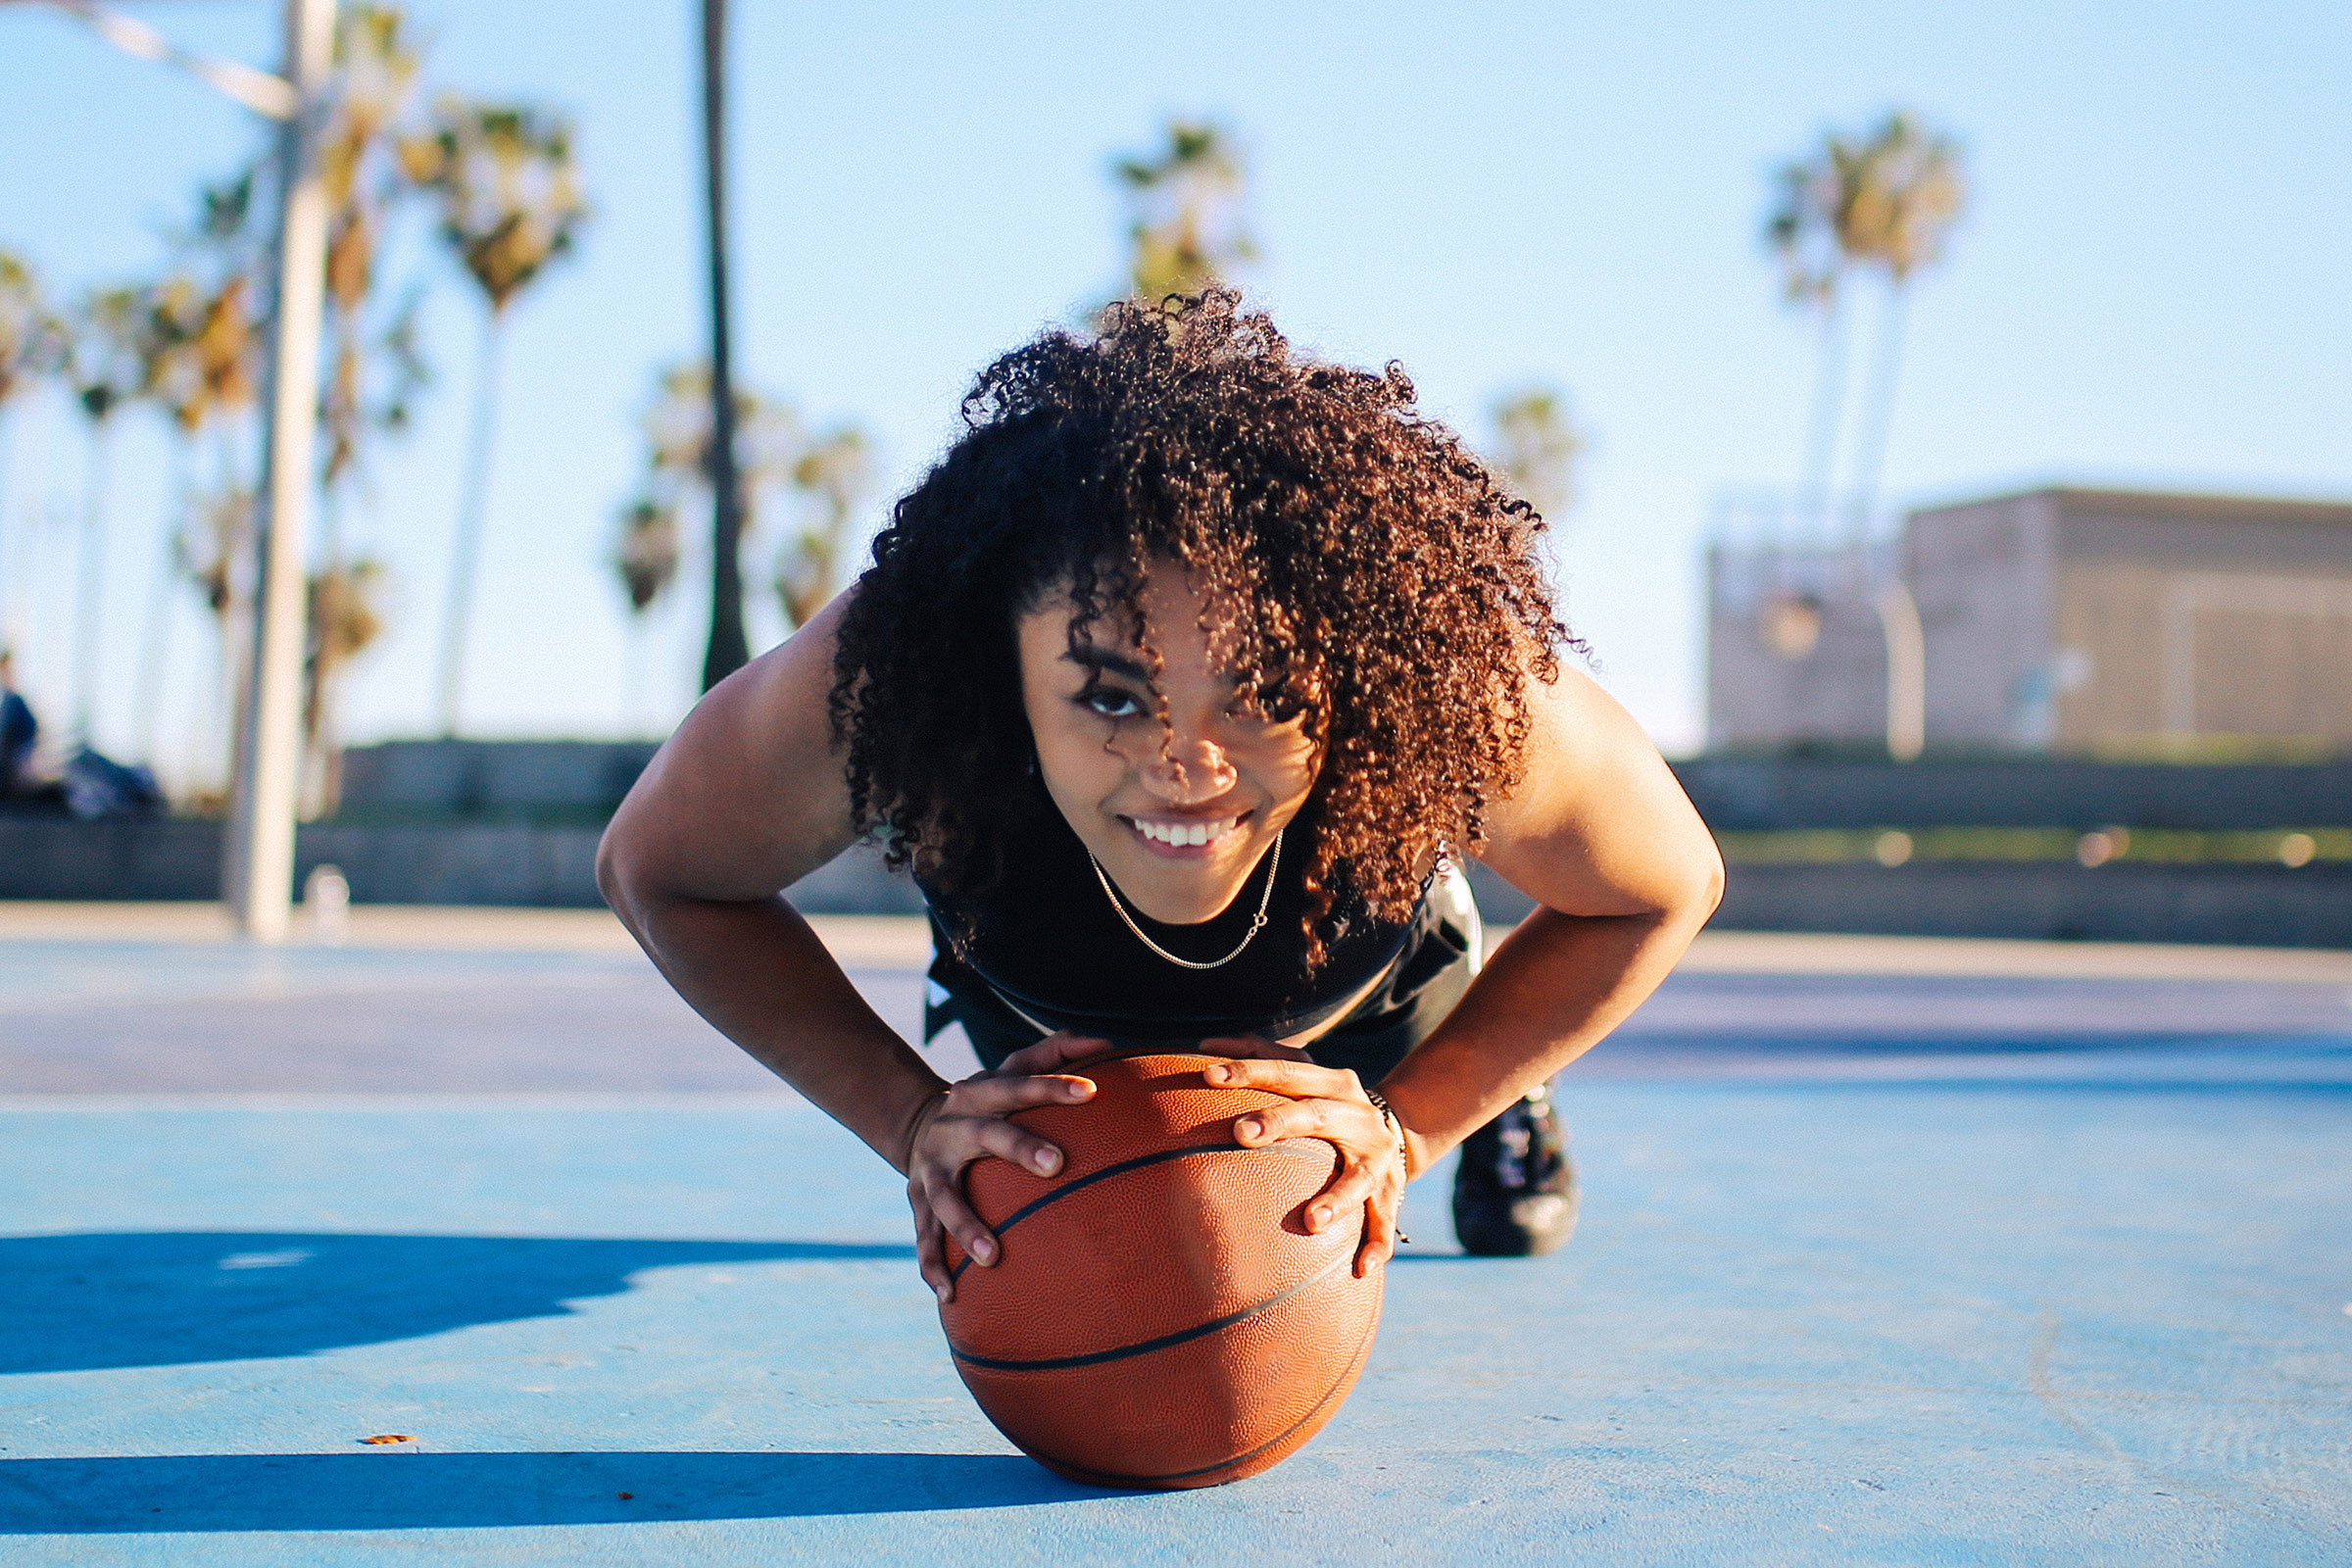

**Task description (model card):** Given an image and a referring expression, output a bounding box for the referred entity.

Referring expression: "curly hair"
[829,289,1569,970]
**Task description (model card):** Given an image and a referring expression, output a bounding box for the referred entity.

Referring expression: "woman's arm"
[597,594,939,1159]
[1210,662,1722,1255]
[1381,663,1723,1173]
[596,594,1092,1298]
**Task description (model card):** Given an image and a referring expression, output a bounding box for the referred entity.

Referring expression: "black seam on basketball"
[950,1250,1353,1372]
[1022,1276,1381,1487]
[947,1140,1329,1284]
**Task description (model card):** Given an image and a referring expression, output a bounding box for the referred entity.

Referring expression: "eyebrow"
[1060,647,1155,684]
[1063,645,1253,695]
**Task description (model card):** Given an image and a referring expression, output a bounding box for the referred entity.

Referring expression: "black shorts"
[922,871,1482,1088]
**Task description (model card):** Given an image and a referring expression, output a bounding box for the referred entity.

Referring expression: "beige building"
[1708,486,2352,755]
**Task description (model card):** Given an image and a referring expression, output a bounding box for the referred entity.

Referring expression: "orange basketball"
[938,1051,1386,1489]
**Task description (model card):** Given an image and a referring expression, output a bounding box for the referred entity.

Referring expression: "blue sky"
[2,0,2347,781]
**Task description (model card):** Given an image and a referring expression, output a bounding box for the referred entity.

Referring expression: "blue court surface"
[2,908,2348,1565]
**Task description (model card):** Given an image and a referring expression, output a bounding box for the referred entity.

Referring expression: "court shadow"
[0,1449,1108,1533]
[0,1232,911,1375]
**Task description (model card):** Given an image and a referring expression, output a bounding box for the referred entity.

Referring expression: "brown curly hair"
[829,289,1569,969]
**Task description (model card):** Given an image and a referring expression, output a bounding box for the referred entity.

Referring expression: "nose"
[1136,727,1238,805]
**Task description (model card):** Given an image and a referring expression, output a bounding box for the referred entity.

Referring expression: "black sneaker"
[1451,1083,1578,1256]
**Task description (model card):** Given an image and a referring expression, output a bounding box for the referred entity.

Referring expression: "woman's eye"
[1081,688,1144,719]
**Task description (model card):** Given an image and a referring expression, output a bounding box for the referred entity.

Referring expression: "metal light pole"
[1877,580,1926,762]
[223,0,333,942]
[17,0,332,939]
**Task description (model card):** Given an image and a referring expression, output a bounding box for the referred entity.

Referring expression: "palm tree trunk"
[0,402,17,615]
[700,0,750,691]
[133,437,195,761]
[1795,289,1848,542]
[1844,282,1912,536]
[73,416,115,746]
[434,306,507,737]
[625,610,648,735]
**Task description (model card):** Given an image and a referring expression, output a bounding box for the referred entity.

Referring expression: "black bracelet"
[1362,1088,1409,1177]
[1362,1088,1411,1246]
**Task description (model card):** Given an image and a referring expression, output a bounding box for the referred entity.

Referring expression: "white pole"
[224,0,333,944]
[1878,580,1926,763]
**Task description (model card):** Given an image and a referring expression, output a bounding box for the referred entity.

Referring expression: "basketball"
[938,1051,1387,1489]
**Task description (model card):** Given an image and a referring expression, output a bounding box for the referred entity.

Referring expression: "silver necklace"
[1088,828,1283,971]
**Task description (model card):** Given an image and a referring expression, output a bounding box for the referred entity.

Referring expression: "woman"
[599,291,1721,1301]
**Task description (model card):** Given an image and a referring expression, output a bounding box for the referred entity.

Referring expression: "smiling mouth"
[1122,812,1247,849]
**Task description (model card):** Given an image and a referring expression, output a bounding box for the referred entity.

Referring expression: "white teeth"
[1132,816,1237,847]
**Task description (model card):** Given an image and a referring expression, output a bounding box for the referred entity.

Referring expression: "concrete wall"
[0,818,925,915]
[1714,487,2352,757]
[1672,757,2352,830]
[1907,491,2056,748]
[8,815,2348,948]
[339,740,662,814]
[1712,859,2352,948]
[1464,858,2352,948]
[1704,542,1894,750]
[2048,492,2352,749]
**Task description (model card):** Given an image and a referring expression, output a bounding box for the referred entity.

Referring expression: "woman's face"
[1016,564,1320,926]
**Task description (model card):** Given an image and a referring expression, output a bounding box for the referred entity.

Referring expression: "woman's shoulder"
[600,592,862,901]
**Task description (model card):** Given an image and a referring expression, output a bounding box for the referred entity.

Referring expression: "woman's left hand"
[1194,1039,1409,1277]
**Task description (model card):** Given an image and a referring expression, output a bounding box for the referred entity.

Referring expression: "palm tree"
[66,285,150,745]
[132,272,258,760]
[404,95,590,734]
[177,478,257,773]
[1112,120,1258,303]
[1764,113,1964,536]
[1839,114,1964,523]
[636,357,798,677]
[304,6,428,808]
[301,555,388,815]
[319,4,423,523]
[775,423,871,630]
[157,168,271,795]
[697,0,750,693]
[0,252,67,625]
[1765,141,1861,536]
[611,493,680,731]
[620,358,794,722]
[1486,386,1582,526]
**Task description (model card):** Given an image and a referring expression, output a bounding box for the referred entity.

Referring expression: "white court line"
[0,1091,812,1111]
[8,902,2348,984]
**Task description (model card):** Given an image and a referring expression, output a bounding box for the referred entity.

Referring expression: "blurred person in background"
[0,649,35,799]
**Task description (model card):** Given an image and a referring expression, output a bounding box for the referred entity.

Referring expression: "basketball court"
[2,906,2347,1564]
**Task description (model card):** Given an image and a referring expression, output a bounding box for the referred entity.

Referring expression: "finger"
[994,1032,1114,1077]
[1192,1036,1315,1064]
[923,1177,1002,1269]
[959,1113,1072,1179]
[1233,1096,1361,1148]
[952,1072,1096,1118]
[909,1187,954,1301]
[1205,1057,1361,1101]
[1304,1159,1380,1235]
[1356,1190,1398,1277]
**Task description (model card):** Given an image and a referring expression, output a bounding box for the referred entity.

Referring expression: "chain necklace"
[1088,828,1283,971]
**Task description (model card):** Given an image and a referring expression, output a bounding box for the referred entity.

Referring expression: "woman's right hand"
[905,1031,1104,1303]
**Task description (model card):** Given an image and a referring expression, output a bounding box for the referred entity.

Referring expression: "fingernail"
[1033,1149,1057,1172]
[1207,1064,1232,1083]
[1067,1079,1094,1099]
[973,1238,995,1263]
[1311,1206,1332,1228]
[1238,1116,1260,1139]
[935,1285,950,1302]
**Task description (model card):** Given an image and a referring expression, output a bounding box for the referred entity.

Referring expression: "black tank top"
[917,774,1422,1043]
